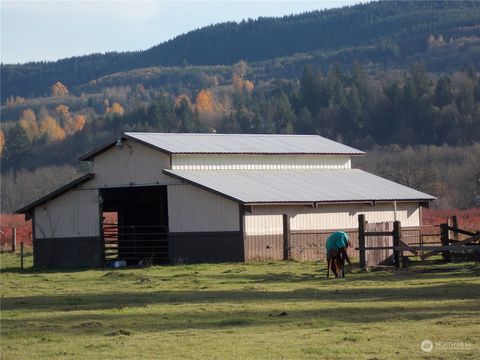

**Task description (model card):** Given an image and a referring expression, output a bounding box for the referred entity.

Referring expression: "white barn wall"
[244,202,420,235]
[86,140,178,188]
[34,189,100,239]
[172,154,351,170]
[167,184,240,232]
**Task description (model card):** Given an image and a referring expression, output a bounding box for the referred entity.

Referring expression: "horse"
[327,249,345,278]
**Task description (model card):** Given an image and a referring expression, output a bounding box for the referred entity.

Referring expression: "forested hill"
[3,1,480,101]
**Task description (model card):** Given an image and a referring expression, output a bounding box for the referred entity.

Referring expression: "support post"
[440,223,451,262]
[12,227,16,253]
[393,221,402,269]
[452,215,459,241]
[358,214,366,271]
[20,242,24,270]
[282,214,290,260]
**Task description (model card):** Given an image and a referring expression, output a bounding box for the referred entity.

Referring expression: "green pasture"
[1,252,479,359]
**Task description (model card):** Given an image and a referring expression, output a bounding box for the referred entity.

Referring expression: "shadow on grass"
[0,266,94,275]
[2,301,479,336]
[194,263,480,284]
[3,281,479,312]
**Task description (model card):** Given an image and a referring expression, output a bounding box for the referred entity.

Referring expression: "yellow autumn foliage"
[50,82,69,97]
[232,76,254,92]
[64,114,86,136]
[55,104,70,118]
[232,75,244,92]
[0,129,4,157]
[243,80,255,92]
[107,102,125,116]
[195,89,215,112]
[40,115,65,142]
[19,109,39,142]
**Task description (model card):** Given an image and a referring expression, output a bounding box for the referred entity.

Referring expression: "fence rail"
[356,214,480,268]
[103,223,169,265]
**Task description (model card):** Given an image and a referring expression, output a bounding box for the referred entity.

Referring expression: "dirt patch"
[105,329,132,336]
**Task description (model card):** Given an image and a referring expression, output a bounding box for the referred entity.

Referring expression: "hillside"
[2,1,480,212]
[2,1,480,101]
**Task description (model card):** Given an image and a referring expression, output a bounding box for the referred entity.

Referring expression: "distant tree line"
[3,61,480,170]
[220,62,480,148]
[2,60,480,211]
[354,144,480,209]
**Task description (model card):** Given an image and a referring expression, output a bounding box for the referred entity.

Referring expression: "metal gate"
[103,224,169,265]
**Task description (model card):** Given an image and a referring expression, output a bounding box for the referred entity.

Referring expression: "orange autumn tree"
[231,60,254,92]
[19,109,39,142]
[106,102,125,116]
[243,80,255,92]
[0,129,4,157]
[195,89,215,112]
[54,104,71,122]
[39,115,65,142]
[64,114,86,136]
[50,82,69,97]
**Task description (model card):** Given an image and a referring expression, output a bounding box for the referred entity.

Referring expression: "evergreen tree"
[433,75,453,107]
[3,124,32,168]
[409,62,430,97]
[175,97,196,132]
[344,85,363,129]
[326,63,346,108]
[300,65,316,112]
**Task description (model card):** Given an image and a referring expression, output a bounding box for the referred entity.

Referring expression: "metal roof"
[80,132,364,160]
[16,173,95,216]
[164,169,435,204]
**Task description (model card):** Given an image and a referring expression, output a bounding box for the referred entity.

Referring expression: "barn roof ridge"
[79,132,365,161]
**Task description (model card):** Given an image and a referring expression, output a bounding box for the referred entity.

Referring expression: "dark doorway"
[101,186,169,265]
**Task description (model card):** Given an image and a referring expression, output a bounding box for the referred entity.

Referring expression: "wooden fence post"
[282,214,290,260]
[440,223,451,262]
[358,214,366,270]
[452,215,459,241]
[12,227,16,253]
[393,221,402,269]
[20,242,24,270]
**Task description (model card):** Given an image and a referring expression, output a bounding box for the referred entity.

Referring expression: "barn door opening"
[100,186,169,265]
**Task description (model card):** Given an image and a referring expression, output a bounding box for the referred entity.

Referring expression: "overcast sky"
[1,0,360,64]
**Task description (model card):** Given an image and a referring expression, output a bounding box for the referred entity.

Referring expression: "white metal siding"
[87,140,178,188]
[167,184,240,232]
[34,189,100,239]
[172,154,351,170]
[244,214,283,236]
[244,202,421,235]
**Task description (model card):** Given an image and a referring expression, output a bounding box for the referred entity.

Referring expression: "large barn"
[18,133,435,268]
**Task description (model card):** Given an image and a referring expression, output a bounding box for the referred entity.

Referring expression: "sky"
[1,0,360,64]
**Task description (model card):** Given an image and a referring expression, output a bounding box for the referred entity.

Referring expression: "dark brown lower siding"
[245,227,422,263]
[168,232,244,264]
[34,237,103,268]
[244,234,283,261]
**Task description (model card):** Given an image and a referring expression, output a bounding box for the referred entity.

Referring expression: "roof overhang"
[16,173,95,219]
[162,169,436,206]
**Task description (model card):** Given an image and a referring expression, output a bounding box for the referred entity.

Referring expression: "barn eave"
[16,173,95,219]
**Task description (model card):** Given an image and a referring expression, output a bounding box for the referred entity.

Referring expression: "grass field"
[1,252,479,360]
